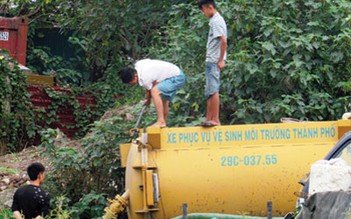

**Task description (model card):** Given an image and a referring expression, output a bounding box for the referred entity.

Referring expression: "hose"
[171,213,284,219]
[103,190,129,219]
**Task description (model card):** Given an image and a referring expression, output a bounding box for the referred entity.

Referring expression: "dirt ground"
[0,146,50,210]
[0,106,134,211]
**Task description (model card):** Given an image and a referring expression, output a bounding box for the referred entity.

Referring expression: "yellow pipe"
[141,165,148,211]
[103,190,130,219]
[140,130,150,211]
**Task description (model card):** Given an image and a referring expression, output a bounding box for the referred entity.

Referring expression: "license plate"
[0,31,9,41]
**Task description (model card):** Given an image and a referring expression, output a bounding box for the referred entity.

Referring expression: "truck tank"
[114,120,351,219]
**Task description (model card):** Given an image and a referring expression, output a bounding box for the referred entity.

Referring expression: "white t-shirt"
[135,59,181,90]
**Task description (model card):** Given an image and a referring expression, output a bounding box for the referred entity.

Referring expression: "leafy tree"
[3,1,350,123]
[2,0,351,217]
[148,0,351,124]
[49,0,195,82]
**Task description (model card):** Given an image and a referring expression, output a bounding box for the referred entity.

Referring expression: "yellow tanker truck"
[104,120,351,219]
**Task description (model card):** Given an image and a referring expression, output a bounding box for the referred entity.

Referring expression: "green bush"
[0,196,79,219]
[40,112,133,218]
[0,208,14,219]
[0,53,36,154]
[148,0,351,124]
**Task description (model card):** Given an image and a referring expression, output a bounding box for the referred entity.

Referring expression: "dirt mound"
[0,146,49,209]
[0,104,137,210]
[0,172,27,191]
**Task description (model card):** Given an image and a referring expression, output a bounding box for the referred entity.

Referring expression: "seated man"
[119,59,186,127]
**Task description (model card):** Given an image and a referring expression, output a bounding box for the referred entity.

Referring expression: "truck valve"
[103,190,130,219]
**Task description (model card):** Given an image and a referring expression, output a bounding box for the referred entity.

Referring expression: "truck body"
[119,120,351,219]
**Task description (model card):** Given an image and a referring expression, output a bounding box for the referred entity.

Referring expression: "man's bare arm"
[144,90,151,106]
[218,35,227,70]
[13,211,23,219]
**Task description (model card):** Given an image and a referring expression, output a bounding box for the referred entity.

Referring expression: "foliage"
[26,46,83,85]
[146,2,209,123]
[0,167,17,174]
[38,100,175,217]
[38,100,201,217]
[44,196,72,219]
[33,86,95,138]
[3,0,351,124]
[0,196,84,219]
[0,53,36,154]
[0,208,14,219]
[1,0,194,83]
[70,192,106,218]
[148,0,351,124]
[48,0,194,82]
[1,0,351,217]
[1,0,89,85]
[39,111,134,218]
[31,67,129,139]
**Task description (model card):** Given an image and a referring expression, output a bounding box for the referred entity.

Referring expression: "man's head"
[119,67,138,85]
[198,0,217,18]
[27,162,45,183]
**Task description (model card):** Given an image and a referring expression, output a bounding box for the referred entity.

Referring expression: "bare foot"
[151,122,166,128]
[204,120,221,126]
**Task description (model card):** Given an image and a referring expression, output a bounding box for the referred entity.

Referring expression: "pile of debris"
[0,172,28,192]
[0,146,48,209]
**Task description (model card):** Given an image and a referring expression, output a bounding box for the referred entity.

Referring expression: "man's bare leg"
[150,87,166,127]
[210,92,220,125]
[205,93,220,125]
[206,96,213,122]
[162,99,169,124]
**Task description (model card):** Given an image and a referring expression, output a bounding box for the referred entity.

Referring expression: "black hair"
[27,162,45,181]
[198,0,216,9]
[119,67,136,84]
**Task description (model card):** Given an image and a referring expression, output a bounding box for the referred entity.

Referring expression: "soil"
[0,146,50,210]
[0,105,136,210]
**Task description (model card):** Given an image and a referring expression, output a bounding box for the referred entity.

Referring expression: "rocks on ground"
[0,146,49,209]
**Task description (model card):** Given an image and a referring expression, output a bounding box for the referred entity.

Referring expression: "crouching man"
[119,59,186,127]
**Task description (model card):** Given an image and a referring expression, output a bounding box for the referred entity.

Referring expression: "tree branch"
[16,3,26,16]
[27,6,42,19]
[0,0,10,15]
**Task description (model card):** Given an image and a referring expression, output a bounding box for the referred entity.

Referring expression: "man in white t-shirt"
[119,59,186,127]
